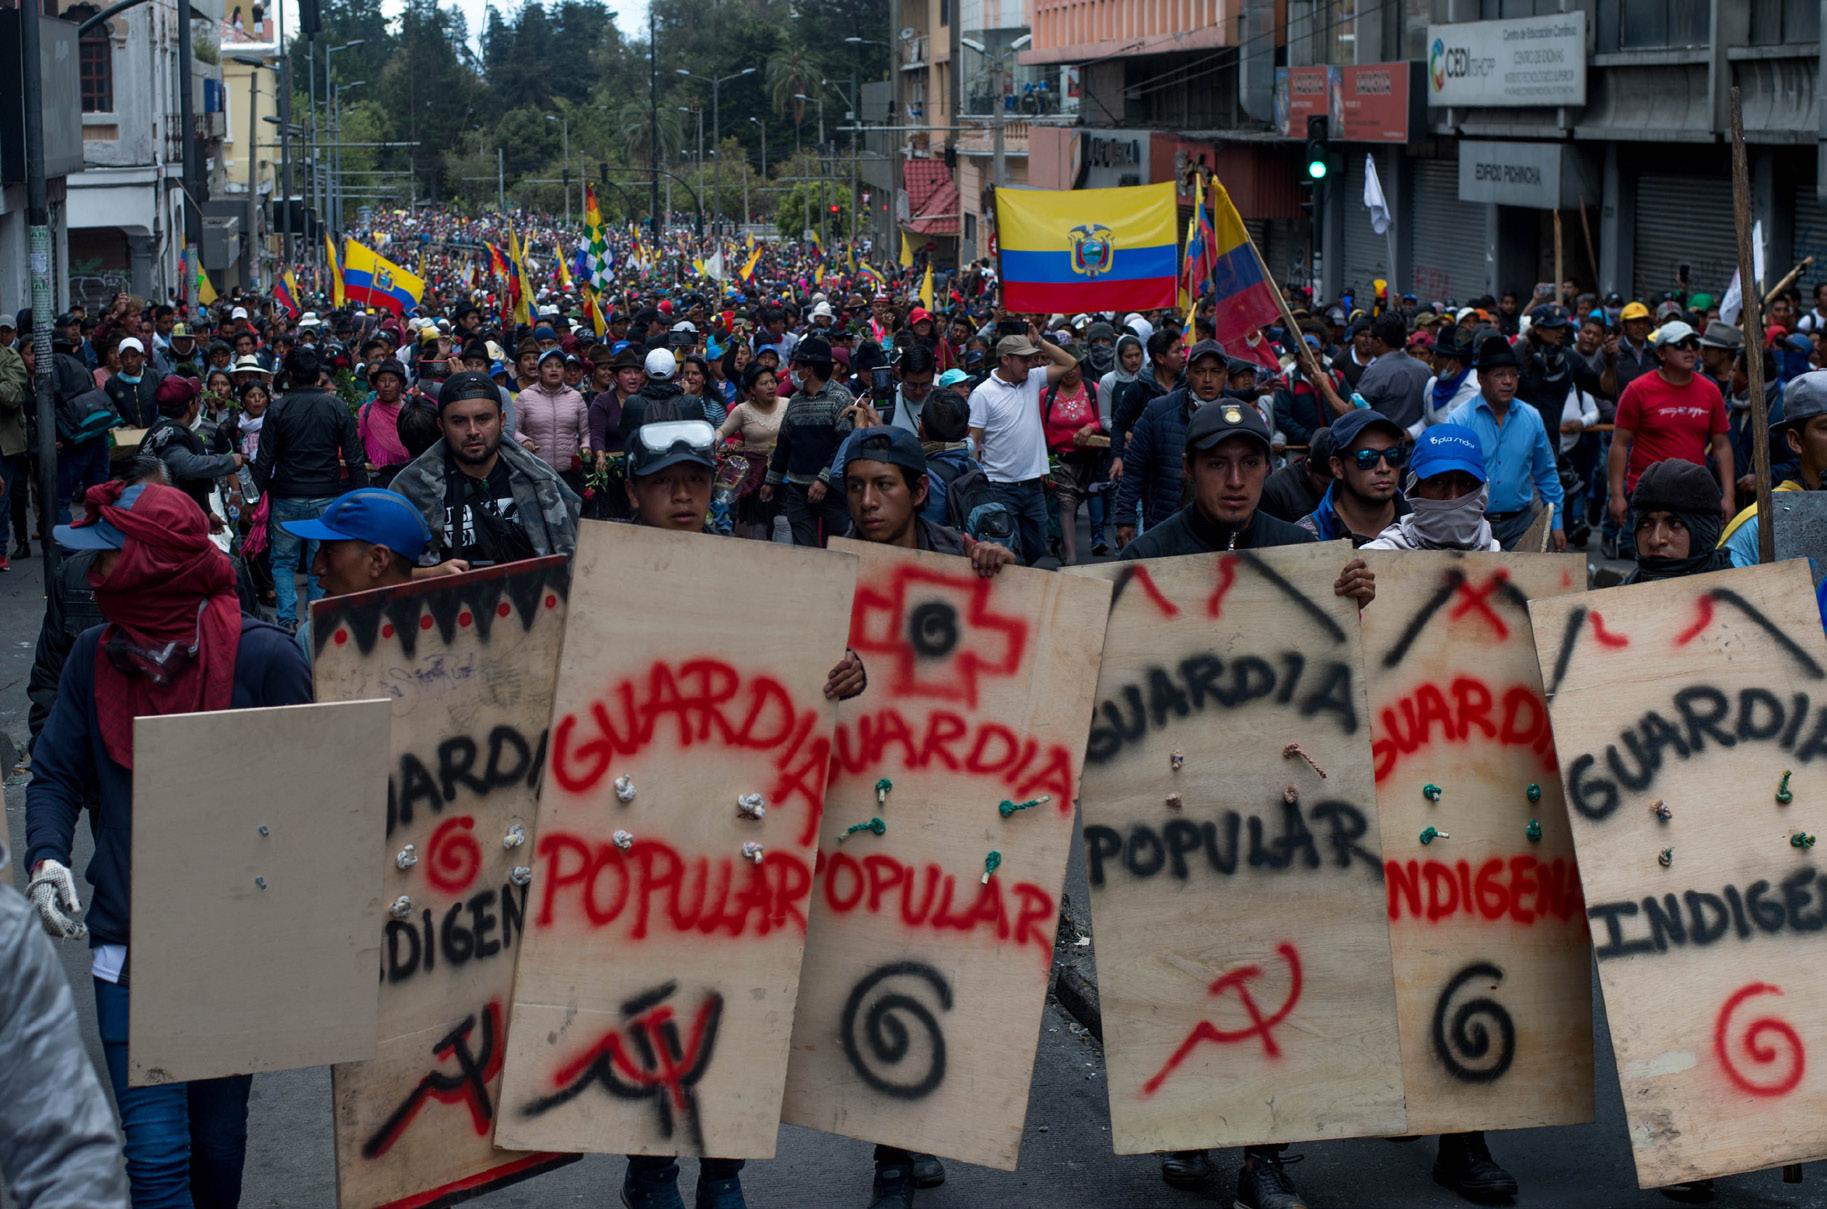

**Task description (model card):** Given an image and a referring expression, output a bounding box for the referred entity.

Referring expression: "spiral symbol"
[423,815,482,894]
[1714,982,1805,1098]
[839,961,953,1101]
[1432,962,1516,1084]
[906,602,960,659]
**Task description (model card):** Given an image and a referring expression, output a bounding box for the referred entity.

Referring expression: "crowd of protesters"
[4,204,1824,1209]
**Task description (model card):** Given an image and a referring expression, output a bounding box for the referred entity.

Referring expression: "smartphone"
[1677,263,1691,286]
[1534,281,1554,299]
[870,365,894,398]
[996,318,1026,337]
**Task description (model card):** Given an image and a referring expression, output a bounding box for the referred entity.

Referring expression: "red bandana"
[82,481,242,767]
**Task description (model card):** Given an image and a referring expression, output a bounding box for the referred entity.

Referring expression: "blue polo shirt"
[1446,394,1565,529]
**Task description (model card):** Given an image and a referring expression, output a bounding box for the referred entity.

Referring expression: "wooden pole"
[1578,197,1600,289]
[1764,255,1815,309]
[1553,210,1564,305]
[1730,86,1775,566]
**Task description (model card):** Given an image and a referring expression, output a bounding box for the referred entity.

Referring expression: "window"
[1596,0,1709,50]
[1750,0,1820,44]
[77,14,112,112]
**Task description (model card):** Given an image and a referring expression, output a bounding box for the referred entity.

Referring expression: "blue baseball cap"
[1410,423,1487,484]
[1328,408,1404,451]
[278,488,430,560]
[838,425,927,477]
[54,483,148,550]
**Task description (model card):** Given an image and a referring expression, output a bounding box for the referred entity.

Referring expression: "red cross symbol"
[848,565,1028,709]
[1448,570,1512,639]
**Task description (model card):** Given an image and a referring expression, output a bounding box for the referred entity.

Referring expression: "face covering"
[1632,508,1730,582]
[117,372,141,384]
[1405,484,1493,550]
[1087,343,1115,375]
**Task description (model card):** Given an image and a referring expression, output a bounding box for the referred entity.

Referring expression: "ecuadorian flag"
[995,181,1177,313]
[342,239,424,316]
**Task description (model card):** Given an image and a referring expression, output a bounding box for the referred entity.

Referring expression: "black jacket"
[26,551,104,753]
[252,384,369,498]
[143,416,239,513]
[1118,502,1316,560]
[620,380,684,442]
[104,373,164,429]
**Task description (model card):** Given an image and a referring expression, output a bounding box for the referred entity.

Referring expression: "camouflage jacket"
[392,436,582,561]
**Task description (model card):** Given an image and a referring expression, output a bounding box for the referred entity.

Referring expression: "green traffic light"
[1307,159,1328,181]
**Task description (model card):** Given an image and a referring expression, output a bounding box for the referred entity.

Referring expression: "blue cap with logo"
[1409,423,1488,484]
[278,488,431,560]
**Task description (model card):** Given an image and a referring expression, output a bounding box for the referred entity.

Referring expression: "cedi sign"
[1427,12,1586,107]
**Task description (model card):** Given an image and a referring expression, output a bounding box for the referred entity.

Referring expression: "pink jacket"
[511,382,589,469]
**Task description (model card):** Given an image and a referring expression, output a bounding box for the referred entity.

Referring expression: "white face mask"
[1407,484,1490,549]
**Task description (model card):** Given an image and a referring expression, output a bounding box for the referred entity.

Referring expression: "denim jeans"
[990,477,1049,565]
[95,978,253,1208]
[267,494,337,626]
[0,450,18,549]
[57,438,110,514]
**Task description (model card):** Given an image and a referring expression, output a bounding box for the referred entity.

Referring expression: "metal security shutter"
[1265,219,1305,291]
[1795,181,1827,283]
[1634,173,1737,302]
[1339,152,1386,306]
[1410,156,1489,307]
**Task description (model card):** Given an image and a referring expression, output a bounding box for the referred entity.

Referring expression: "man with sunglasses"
[1297,409,1411,546]
[1605,320,1733,545]
[1447,336,1569,551]
[392,370,582,570]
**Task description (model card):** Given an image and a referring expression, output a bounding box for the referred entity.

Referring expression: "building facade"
[0,4,81,318]
[219,14,280,289]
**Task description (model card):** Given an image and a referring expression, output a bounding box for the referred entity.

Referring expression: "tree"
[766,48,815,126]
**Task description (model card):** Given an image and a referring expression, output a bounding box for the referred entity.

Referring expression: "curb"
[1050,890,1103,1043]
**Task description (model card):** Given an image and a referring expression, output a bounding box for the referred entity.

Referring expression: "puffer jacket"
[0,850,129,1208]
[510,381,589,472]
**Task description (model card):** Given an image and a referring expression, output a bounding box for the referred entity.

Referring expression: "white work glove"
[26,860,88,941]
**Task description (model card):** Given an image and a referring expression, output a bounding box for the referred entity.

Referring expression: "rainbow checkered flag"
[583,185,612,290]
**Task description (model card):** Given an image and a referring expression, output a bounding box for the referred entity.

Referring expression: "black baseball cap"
[1186,400,1272,454]
[1329,408,1405,451]
[839,426,927,477]
[440,370,500,405]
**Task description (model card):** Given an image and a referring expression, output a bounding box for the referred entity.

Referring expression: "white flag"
[705,250,726,281]
[1363,152,1392,237]
[1720,219,1766,327]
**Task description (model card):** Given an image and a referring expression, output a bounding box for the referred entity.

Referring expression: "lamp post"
[677,105,703,234]
[331,79,366,234]
[231,55,266,287]
[544,111,571,224]
[323,39,365,244]
[747,116,766,228]
[842,37,887,248]
[675,66,754,226]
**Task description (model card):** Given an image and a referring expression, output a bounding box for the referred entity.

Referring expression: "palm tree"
[613,100,684,166]
[766,49,814,126]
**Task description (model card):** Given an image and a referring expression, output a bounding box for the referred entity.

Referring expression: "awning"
[903,157,961,236]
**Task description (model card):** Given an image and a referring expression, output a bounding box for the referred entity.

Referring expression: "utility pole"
[648,6,659,236]
[307,32,319,280]
[278,0,292,265]
[992,56,1006,189]
[497,146,505,213]
[245,68,260,285]
[20,0,62,605]
[177,0,201,260]
[850,74,859,246]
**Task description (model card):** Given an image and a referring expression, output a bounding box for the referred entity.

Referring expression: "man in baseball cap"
[1363,423,1500,551]
[1299,407,1410,545]
[1723,369,1827,566]
[278,487,429,654]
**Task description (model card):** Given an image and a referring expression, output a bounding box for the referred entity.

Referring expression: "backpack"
[52,355,118,444]
[935,459,1018,551]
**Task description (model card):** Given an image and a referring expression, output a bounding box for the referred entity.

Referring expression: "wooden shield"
[781,539,1111,1170]
[1358,551,1593,1136]
[495,523,857,1159]
[314,558,577,1208]
[1531,560,1827,1186]
[1071,543,1407,1153]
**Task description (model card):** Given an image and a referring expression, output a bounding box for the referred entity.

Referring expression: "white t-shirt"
[967,370,1049,483]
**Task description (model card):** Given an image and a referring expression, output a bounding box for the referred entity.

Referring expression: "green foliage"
[773,176,850,241]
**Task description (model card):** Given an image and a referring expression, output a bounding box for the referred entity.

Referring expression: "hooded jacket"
[391,435,583,560]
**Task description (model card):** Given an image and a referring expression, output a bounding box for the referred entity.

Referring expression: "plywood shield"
[1531,560,1827,1187]
[780,540,1111,1171]
[1359,551,1593,1136]
[495,524,857,1159]
[1072,543,1406,1153]
[129,700,389,1086]
[314,558,577,1208]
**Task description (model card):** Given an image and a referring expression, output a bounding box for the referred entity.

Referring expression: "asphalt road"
[4,544,1825,1209]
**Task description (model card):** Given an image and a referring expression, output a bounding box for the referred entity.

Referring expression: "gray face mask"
[1407,484,1490,549]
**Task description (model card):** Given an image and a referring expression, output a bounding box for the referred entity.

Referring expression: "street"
[3,551,1824,1209]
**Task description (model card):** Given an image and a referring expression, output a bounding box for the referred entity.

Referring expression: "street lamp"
[331,79,366,235]
[322,40,366,245]
[544,112,572,224]
[747,116,767,228]
[675,66,755,225]
[232,55,267,287]
[678,105,704,224]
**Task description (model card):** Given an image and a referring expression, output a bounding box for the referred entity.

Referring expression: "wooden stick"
[1763,256,1815,309]
[1235,212,1345,414]
[1730,86,1775,566]
[1578,197,1599,287]
[1553,211,1564,306]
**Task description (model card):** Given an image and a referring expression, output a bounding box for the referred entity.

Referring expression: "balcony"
[901,34,929,70]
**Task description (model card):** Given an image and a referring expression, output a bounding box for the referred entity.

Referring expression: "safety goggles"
[633,419,718,463]
[1349,445,1410,471]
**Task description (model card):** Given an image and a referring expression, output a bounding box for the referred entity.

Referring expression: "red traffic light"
[829,203,841,214]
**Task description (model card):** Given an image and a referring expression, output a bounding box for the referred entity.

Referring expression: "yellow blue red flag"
[342,239,424,315]
[1204,181,1283,370]
[994,182,1177,313]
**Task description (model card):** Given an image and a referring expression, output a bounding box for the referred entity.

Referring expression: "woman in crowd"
[716,361,787,541]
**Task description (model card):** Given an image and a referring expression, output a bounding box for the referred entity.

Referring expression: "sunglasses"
[1667,339,1700,351]
[1349,445,1409,470]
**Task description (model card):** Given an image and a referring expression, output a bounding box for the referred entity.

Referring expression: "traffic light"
[1304,116,1330,183]
[830,203,842,215]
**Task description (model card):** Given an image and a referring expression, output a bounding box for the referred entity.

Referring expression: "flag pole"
[1231,205,1347,414]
